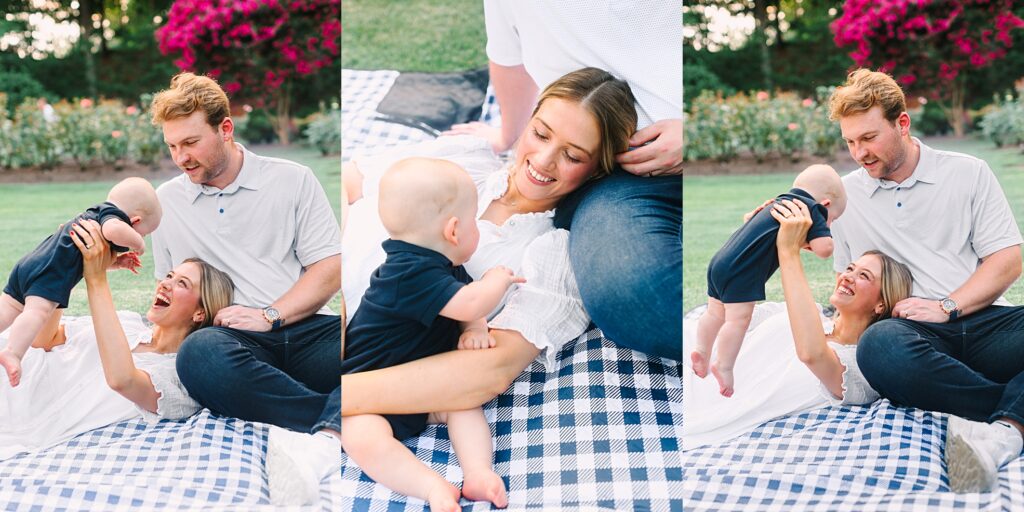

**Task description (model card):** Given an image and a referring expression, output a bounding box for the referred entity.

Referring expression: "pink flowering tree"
[832,0,1024,136]
[156,0,341,144]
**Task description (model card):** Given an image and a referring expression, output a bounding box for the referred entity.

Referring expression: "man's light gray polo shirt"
[832,139,1022,306]
[152,144,341,310]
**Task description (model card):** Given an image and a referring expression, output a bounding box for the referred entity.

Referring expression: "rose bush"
[685,89,842,162]
[0,96,163,170]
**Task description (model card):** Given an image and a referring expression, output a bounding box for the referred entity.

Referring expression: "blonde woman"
[682,199,913,449]
[1,219,233,459]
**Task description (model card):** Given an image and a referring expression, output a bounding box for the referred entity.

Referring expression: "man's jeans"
[177,314,341,433]
[857,305,1024,424]
[555,171,682,361]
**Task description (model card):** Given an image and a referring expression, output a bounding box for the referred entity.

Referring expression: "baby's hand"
[458,328,495,350]
[482,265,526,288]
[110,252,142,274]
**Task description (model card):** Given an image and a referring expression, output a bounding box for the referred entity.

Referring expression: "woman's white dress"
[682,302,877,450]
[343,135,590,369]
[0,311,200,460]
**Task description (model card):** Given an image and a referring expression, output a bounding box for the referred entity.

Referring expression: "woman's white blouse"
[343,135,590,367]
[821,341,879,406]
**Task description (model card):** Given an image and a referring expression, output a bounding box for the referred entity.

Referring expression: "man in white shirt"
[828,69,1024,493]
[446,1,683,360]
[149,75,342,492]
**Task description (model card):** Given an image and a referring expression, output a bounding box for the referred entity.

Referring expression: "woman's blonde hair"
[150,72,231,128]
[862,250,913,321]
[532,67,637,178]
[828,69,906,123]
[181,257,234,330]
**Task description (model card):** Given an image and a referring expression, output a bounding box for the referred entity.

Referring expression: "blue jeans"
[554,171,682,361]
[176,314,341,433]
[857,305,1024,424]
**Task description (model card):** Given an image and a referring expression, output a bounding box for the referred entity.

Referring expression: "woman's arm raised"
[772,200,846,399]
[71,220,160,412]
[341,329,541,415]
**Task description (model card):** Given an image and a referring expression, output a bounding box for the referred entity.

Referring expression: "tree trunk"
[937,78,967,137]
[274,81,292,145]
[78,0,99,101]
[950,79,966,137]
[754,0,773,91]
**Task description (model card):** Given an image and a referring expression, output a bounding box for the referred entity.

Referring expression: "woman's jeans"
[857,305,1024,424]
[176,314,341,433]
[554,171,682,361]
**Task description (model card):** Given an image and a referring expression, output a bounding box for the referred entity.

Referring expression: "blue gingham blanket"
[680,307,1024,511]
[338,69,683,511]
[1,411,346,510]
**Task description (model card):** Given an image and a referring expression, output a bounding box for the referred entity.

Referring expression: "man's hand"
[615,119,683,176]
[458,327,496,350]
[109,252,142,274]
[891,297,949,323]
[214,305,272,332]
[442,122,511,154]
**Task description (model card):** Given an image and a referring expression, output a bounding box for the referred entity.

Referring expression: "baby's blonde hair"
[107,177,162,235]
[793,164,846,218]
[378,158,475,240]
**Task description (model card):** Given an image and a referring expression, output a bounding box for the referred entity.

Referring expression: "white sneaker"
[946,415,1023,493]
[266,426,342,505]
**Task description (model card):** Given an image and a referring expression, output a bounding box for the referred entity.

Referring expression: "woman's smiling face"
[146,262,204,328]
[830,253,885,316]
[510,98,602,208]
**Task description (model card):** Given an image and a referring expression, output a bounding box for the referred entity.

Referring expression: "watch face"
[941,298,956,313]
[265,308,280,321]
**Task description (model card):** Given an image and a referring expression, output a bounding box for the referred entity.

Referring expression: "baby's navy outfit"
[344,239,472,440]
[707,188,830,303]
[4,202,131,308]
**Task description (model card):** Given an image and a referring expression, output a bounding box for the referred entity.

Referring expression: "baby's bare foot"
[690,350,709,378]
[711,362,733,398]
[426,481,461,512]
[0,350,22,387]
[462,469,508,508]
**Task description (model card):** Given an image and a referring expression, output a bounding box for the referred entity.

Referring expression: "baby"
[340,157,521,512]
[692,164,846,397]
[0,177,161,387]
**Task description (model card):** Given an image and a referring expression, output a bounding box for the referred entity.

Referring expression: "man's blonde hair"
[828,69,906,123]
[150,72,230,127]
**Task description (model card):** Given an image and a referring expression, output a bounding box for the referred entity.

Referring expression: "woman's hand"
[70,219,115,283]
[771,199,812,257]
[442,122,511,155]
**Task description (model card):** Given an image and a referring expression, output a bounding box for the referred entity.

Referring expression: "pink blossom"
[787,123,799,131]
[756,91,770,101]
[79,99,93,108]
[802,98,814,108]
[125,105,138,115]
[111,130,123,138]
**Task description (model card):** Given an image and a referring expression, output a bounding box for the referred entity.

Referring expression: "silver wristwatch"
[263,307,283,330]
[939,297,960,321]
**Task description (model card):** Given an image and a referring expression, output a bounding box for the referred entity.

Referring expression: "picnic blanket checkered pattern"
[335,329,684,512]
[0,410,344,510]
[680,307,1024,511]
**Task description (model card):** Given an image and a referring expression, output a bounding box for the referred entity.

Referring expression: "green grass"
[0,146,341,316]
[683,136,1024,313]
[342,0,487,72]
